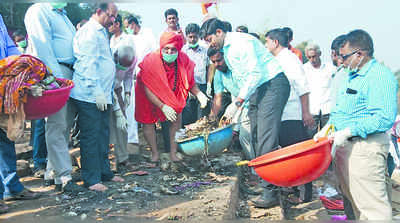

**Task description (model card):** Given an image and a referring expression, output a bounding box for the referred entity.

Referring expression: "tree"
[295,40,309,64]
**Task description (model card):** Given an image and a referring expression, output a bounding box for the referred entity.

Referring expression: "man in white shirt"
[182,23,209,125]
[124,14,157,156]
[265,28,314,214]
[303,42,336,136]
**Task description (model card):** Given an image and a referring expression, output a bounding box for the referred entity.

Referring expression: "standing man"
[235,25,248,33]
[281,27,303,62]
[265,28,313,213]
[124,14,157,156]
[303,42,336,137]
[25,2,82,192]
[182,23,209,125]
[201,18,290,208]
[71,3,124,192]
[0,13,40,214]
[164,8,183,35]
[315,29,397,220]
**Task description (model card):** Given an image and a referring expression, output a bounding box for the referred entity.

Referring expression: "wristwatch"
[235,100,243,107]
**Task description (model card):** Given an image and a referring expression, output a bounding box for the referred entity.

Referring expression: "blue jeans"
[32,119,47,170]
[71,99,113,187]
[0,129,24,199]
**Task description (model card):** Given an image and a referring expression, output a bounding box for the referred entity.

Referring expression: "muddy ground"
[2,126,400,221]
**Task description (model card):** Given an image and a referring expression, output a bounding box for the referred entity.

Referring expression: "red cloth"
[135,32,195,124]
[289,44,304,63]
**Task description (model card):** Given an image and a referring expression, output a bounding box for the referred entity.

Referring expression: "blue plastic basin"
[177,124,233,156]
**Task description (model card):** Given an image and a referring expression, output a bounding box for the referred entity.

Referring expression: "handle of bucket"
[236,160,249,166]
[324,125,337,159]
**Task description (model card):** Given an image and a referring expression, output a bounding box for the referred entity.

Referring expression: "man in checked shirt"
[314,29,398,220]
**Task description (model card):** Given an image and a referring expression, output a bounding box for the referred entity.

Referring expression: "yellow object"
[236,160,249,166]
[325,124,335,137]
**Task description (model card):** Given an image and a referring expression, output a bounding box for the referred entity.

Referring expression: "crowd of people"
[0,2,399,220]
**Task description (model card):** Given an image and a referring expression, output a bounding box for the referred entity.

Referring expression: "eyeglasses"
[339,49,361,61]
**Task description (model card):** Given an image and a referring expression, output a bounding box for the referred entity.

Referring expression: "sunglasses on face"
[339,49,361,61]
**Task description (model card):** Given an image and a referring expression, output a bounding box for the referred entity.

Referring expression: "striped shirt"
[222,32,283,101]
[330,59,398,138]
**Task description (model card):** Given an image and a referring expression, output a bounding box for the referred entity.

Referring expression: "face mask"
[116,63,128,71]
[189,42,199,48]
[126,28,134,34]
[50,3,67,9]
[17,40,27,48]
[345,56,364,75]
[162,52,178,63]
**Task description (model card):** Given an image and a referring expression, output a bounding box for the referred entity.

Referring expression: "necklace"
[163,60,178,92]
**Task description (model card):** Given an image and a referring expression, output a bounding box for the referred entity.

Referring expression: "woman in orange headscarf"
[135,32,208,162]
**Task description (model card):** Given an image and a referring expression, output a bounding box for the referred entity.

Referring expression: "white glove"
[196,91,209,109]
[206,82,212,97]
[124,93,131,109]
[223,102,239,120]
[313,123,332,142]
[232,108,242,124]
[95,92,108,111]
[115,109,127,132]
[330,128,352,147]
[161,104,177,122]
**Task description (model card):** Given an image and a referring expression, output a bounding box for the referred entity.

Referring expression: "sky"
[117,0,400,72]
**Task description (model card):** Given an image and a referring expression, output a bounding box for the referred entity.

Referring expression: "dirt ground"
[2,126,400,221]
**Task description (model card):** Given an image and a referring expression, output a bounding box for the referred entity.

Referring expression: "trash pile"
[176,117,219,141]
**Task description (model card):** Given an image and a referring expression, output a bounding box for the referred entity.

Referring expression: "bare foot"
[111,176,125,182]
[88,183,108,192]
[170,153,182,162]
[151,152,159,162]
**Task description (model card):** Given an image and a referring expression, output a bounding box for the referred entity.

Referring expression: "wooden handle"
[236,160,249,166]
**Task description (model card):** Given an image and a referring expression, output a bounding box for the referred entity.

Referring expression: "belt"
[59,62,74,70]
[348,132,385,142]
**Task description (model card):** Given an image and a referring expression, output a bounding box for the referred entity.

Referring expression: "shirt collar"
[355,58,375,77]
[89,18,106,32]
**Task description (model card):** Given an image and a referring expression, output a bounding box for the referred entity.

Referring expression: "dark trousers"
[307,113,330,138]
[248,73,290,157]
[32,119,47,170]
[279,120,313,201]
[0,129,24,199]
[71,99,114,187]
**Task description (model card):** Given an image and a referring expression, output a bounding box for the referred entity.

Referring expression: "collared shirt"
[132,27,157,74]
[182,44,208,84]
[71,18,115,104]
[0,14,21,59]
[330,59,398,138]
[303,61,336,115]
[24,3,76,78]
[330,66,347,107]
[276,48,310,121]
[222,32,283,101]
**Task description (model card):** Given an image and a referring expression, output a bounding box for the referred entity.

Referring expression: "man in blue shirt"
[201,18,290,208]
[0,13,40,214]
[71,3,124,192]
[315,30,397,220]
[24,2,82,193]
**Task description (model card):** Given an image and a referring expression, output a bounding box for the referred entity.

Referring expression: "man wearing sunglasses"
[315,29,397,220]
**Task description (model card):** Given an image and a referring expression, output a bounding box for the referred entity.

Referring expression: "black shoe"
[3,189,41,201]
[62,181,85,193]
[44,179,55,186]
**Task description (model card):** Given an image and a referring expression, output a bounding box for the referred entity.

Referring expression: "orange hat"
[160,31,184,52]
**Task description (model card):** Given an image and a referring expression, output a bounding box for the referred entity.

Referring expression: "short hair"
[344,29,374,57]
[126,15,141,26]
[223,21,232,32]
[200,18,226,39]
[281,27,293,41]
[305,42,321,54]
[265,28,289,47]
[185,23,200,36]
[92,3,108,14]
[115,14,122,29]
[249,32,260,40]
[12,29,26,39]
[236,25,248,33]
[331,34,347,54]
[207,47,222,58]
[164,8,178,19]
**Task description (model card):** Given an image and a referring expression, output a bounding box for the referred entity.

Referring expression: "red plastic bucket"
[248,138,332,187]
[24,78,74,120]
